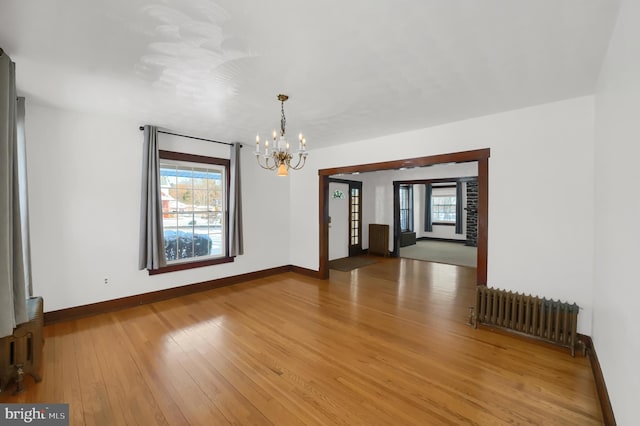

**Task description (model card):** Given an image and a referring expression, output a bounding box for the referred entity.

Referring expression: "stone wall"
[466,181,478,247]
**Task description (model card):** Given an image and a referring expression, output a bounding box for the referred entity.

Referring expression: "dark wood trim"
[328,177,362,185]
[477,157,488,285]
[393,183,401,256]
[432,184,457,189]
[432,222,456,227]
[325,149,489,284]
[148,256,234,275]
[417,237,467,244]
[318,148,490,176]
[319,175,330,279]
[578,334,617,426]
[288,265,323,279]
[44,265,319,325]
[159,150,230,167]
[398,176,478,185]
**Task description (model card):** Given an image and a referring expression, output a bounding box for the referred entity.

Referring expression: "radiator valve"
[13,364,25,395]
[467,306,476,327]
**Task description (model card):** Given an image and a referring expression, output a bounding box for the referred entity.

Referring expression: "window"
[399,184,414,232]
[158,150,231,271]
[351,187,360,246]
[432,195,456,223]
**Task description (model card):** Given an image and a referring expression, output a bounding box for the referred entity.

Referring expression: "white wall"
[290,96,595,334]
[25,103,290,312]
[593,0,639,422]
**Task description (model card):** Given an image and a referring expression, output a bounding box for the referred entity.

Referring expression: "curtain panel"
[229,142,244,256]
[16,97,33,298]
[424,183,433,232]
[138,125,166,271]
[455,182,463,234]
[0,49,29,337]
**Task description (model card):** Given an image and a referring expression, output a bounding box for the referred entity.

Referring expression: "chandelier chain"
[280,100,286,137]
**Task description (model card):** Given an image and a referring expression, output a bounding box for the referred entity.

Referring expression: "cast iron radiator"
[474,287,580,356]
[0,296,44,393]
[368,224,389,256]
[399,232,416,247]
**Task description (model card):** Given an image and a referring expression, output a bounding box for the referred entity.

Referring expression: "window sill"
[432,222,456,226]
[148,256,235,275]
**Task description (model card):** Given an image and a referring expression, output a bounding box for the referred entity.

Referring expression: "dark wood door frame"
[319,148,490,285]
[329,178,364,257]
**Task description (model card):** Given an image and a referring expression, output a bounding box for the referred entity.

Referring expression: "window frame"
[149,150,234,275]
[350,186,361,246]
[399,184,414,232]
[431,194,457,225]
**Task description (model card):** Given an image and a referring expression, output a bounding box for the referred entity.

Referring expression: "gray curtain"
[0,49,29,338]
[138,125,166,270]
[455,182,463,234]
[229,142,244,256]
[16,97,32,297]
[424,183,433,232]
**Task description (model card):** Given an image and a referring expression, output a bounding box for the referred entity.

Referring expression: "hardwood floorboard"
[1,258,602,425]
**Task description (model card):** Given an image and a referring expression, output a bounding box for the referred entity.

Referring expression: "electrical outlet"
[104,278,109,285]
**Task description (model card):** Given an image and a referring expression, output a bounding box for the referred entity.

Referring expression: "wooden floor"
[1,257,602,425]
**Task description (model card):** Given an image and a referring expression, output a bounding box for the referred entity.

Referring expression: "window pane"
[431,195,456,222]
[160,157,227,265]
[208,211,222,227]
[399,185,414,232]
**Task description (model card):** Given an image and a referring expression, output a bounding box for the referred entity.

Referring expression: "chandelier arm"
[289,153,308,170]
[256,155,277,170]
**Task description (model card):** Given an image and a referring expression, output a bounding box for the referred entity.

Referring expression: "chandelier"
[255,94,308,176]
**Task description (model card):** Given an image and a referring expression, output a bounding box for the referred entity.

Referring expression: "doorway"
[393,176,478,267]
[328,178,363,260]
[318,148,489,284]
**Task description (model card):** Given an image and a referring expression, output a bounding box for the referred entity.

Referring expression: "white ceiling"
[0,0,620,149]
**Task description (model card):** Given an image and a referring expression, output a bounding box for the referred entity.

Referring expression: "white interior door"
[329,182,349,261]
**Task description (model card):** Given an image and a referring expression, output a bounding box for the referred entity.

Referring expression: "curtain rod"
[138,126,242,147]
